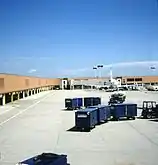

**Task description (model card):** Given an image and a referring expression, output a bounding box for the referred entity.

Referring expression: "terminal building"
[0,73,61,106]
[61,76,158,90]
[0,73,158,106]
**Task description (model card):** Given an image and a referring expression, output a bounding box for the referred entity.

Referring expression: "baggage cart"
[65,98,83,110]
[17,153,67,165]
[75,108,98,131]
[89,105,110,124]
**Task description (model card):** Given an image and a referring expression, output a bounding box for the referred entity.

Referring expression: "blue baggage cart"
[18,153,67,165]
[89,105,110,124]
[93,97,101,106]
[84,97,101,107]
[110,104,126,120]
[84,97,93,107]
[65,98,73,109]
[110,103,137,120]
[75,108,98,131]
[75,98,83,108]
[126,103,137,119]
[65,98,83,110]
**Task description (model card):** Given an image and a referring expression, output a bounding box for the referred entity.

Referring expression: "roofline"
[0,73,61,79]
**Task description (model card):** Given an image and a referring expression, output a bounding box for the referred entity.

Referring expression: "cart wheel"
[85,128,90,132]
[132,117,135,120]
[113,117,119,121]
[147,113,152,119]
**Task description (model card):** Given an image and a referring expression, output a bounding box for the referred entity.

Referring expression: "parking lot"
[0,90,158,165]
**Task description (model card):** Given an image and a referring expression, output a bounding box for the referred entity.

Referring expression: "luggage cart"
[75,108,98,131]
[17,153,68,165]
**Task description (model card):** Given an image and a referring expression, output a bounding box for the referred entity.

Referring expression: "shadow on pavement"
[67,126,91,132]
[149,119,158,122]
[61,108,74,111]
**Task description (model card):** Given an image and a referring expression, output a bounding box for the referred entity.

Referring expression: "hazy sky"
[0,0,158,77]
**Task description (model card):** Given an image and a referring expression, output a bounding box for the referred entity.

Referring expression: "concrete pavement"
[0,90,158,165]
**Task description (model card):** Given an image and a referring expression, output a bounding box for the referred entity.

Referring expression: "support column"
[23,91,25,98]
[2,94,5,106]
[27,90,29,96]
[17,93,20,100]
[11,93,14,102]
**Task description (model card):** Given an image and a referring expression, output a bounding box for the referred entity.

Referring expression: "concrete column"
[17,93,20,100]
[2,94,5,106]
[23,91,25,98]
[11,93,14,102]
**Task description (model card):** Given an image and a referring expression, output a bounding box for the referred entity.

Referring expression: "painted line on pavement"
[0,92,53,127]
[0,107,15,116]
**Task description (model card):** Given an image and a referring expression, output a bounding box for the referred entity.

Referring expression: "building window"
[127,78,134,82]
[135,78,142,81]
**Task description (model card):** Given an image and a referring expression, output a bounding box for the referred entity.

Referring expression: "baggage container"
[17,153,67,165]
[75,108,98,131]
[89,105,110,124]
[84,97,101,107]
[126,103,137,119]
[110,103,137,120]
[65,98,73,109]
[65,98,83,110]
[110,104,126,120]
[93,97,101,106]
[84,97,93,107]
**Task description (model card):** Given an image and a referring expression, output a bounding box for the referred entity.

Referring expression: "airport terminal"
[1,73,158,106]
[0,72,158,165]
[1,0,158,164]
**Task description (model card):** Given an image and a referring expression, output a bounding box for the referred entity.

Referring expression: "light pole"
[97,65,103,78]
[93,67,97,78]
[150,66,156,85]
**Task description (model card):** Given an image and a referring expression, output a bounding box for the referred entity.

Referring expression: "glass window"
[127,78,134,82]
[135,78,142,81]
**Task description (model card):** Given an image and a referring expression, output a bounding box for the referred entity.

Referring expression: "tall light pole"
[93,67,97,78]
[97,65,103,78]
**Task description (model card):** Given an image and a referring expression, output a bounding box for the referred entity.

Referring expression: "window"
[127,78,134,82]
[135,78,142,81]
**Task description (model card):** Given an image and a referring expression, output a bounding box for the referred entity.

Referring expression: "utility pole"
[93,67,97,78]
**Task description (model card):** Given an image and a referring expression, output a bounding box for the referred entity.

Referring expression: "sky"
[0,0,158,78]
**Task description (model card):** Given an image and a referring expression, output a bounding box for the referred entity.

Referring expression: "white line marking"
[0,92,53,127]
[0,107,15,116]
